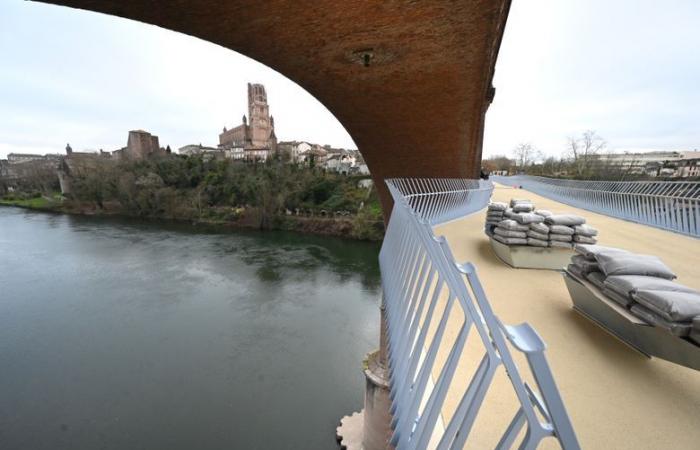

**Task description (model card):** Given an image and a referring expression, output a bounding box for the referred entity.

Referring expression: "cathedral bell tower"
[247,83,273,148]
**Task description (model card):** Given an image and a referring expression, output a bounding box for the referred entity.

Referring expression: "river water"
[0,207,381,450]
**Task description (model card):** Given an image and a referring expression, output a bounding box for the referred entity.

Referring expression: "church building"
[219,83,277,161]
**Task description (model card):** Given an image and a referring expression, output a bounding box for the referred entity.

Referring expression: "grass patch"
[0,193,61,209]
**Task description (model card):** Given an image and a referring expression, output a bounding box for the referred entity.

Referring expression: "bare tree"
[594,152,642,181]
[620,154,641,181]
[482,155,514,174]
[512,143,537,172]
[567,130,606,178]
[13,160,60,194]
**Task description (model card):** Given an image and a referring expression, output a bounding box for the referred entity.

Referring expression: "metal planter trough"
[563,270,700,371]
[489,237,575,270]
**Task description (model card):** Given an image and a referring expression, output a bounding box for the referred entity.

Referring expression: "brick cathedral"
[219,83,277,159]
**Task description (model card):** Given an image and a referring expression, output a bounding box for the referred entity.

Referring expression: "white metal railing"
[492,175,700,238]
[387,178,492,225]
[382,178,579,449]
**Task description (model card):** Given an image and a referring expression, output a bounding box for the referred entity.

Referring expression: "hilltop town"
[0,83,382,240]
[0,83,369,195]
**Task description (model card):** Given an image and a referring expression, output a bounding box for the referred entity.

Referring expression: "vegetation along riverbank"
[0,155,385,241]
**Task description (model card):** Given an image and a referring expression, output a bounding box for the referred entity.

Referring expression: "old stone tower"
[126,130,160,159]
[219,83,277,158]
[247,83,273,148]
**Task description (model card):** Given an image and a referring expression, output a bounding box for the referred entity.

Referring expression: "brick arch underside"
[37,0,511,219]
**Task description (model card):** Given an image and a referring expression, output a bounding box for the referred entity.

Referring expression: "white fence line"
[492,175,700,238]
[381,178,579,449]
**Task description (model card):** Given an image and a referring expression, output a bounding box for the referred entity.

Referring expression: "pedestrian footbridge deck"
[433,183,700,449]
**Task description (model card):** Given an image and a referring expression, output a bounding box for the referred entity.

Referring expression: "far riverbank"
[0,195,384,241]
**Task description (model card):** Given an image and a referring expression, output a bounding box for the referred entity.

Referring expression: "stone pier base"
[336,350,393,450]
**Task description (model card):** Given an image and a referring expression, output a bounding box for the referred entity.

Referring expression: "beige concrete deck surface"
[433,184,700,449]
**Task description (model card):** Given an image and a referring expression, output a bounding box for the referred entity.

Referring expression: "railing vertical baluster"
[492,175,700,238]
[382,178,579,449]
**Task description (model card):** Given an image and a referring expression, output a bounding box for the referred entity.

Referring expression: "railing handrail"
[492,175,700,238]
[386,178,493,226]
[505,175,700,199]
[381,177,579,449]
[516,175,700,189]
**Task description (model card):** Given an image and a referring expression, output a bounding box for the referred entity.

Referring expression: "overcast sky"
[1,1,698,160]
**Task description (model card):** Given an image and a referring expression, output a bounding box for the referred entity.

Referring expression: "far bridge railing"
[381,178,579,449]
[492,175,700,238]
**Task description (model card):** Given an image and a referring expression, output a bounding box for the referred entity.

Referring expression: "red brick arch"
[36,0,511,219]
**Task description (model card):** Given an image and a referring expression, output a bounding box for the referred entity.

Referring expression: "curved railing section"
[381,178,579,449]
[387,178,493,225]
[492,175,700,238]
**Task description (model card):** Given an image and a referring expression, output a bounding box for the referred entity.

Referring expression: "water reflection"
[0,207,381,450]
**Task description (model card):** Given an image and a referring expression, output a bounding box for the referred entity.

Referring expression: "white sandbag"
[549,233,573,242]
[631,290,700,322]
[574,224,598,237]
[549,225,575,235]
[545,214,586,226]
[573,235,597,244]
[527,237,549,247]
[509,198,531,207]
[574,244,629,261]
[497,219,530,232]
[595,253,676,280]
[512,213,545,224]
[488,202,508,211]
[513,203,535,213]
[529,222,550,234]
[494,227,527,239]
[527,230,549,241]
[571,254,599,273]
[604,275,697,299]
[602,287,634,307]
[493,234,528,246]
[549,240,573,249]
[630,304,693,337]
[534,209,553,218]
[585,271,606,290]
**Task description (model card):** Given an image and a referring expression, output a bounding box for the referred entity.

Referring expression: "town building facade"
[592,150,700,177]
[178,144,220,157]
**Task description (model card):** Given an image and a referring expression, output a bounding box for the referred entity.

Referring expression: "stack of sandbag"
[545,214,592,248]
[510,211,548,247]
[527,219,551,248]
[567,244,700,340]
[491,219,529,246]
[484,202,508,236]
[485,198,600,249]
[630,290,700,337]
[573,224,598,245]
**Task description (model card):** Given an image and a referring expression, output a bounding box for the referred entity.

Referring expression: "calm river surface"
[0,207,381,450]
